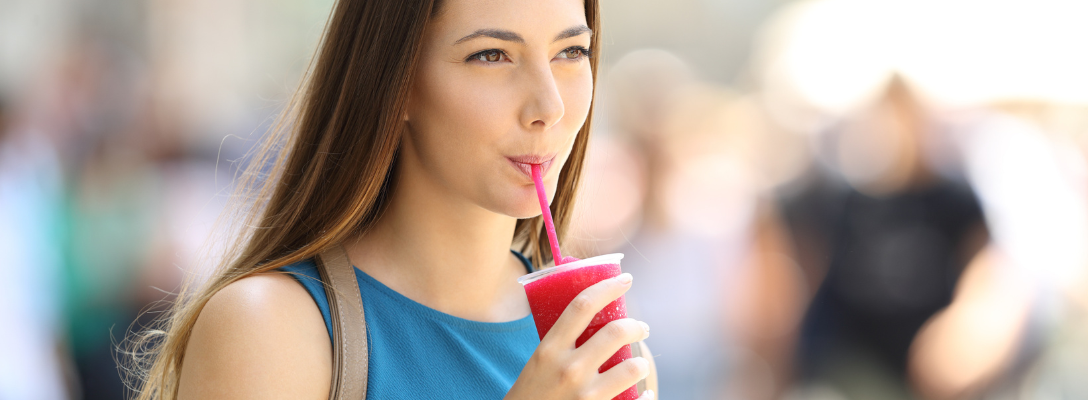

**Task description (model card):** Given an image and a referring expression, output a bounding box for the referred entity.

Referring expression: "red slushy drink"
[518,254,637,400]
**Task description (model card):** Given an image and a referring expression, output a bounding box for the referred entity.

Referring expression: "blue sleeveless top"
[280,251,539,399]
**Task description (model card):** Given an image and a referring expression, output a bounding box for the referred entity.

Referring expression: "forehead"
[431,0,588,42]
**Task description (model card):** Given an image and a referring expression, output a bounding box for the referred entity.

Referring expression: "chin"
[482,185,547,220]
[510,204,545,220]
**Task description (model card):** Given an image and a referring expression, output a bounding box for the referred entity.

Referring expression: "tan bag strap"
[630,341,647,394]
[316,244,368,400]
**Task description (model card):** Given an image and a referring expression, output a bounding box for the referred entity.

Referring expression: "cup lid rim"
[517,253,624,285]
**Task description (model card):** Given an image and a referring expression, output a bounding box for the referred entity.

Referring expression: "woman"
[128,0,658,398]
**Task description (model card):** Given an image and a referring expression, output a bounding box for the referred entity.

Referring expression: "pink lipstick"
[507,154,555,177]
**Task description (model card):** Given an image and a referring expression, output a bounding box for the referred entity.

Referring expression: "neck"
[346,156,530,322]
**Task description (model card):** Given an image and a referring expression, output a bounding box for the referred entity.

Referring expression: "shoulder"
[177,271,331,400]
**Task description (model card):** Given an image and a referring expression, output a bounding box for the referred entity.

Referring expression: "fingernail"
[639,321,650,337]
[615,273,632,284]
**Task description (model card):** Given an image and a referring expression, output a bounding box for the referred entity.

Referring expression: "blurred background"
[1,0,1086,399]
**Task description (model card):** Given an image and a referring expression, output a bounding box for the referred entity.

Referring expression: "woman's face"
[403,0,593,218]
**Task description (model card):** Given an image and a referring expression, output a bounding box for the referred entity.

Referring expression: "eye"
[555,46,592,61]
[467,49,510,64]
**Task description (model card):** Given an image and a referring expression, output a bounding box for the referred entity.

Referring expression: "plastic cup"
[518,253,638,400]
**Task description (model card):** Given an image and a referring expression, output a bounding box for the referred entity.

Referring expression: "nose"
[519,63,565,131]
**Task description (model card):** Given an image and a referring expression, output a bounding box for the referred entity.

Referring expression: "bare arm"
[177,273,332,399]
[908,245,1033,400]
[726,204,808,400]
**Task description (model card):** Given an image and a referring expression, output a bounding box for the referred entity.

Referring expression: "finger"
[575,318,649,367]
[545,273,633,346]
[637,390,656,400]
[591,356,649,400]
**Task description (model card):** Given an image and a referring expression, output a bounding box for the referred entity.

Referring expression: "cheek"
[551,70,593,171]
[559,71,594,134]
[410,70,514,173]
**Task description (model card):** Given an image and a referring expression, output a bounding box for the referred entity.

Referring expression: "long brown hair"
[125,0,601,398]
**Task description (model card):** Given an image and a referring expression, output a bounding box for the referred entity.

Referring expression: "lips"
[507,154,556,178]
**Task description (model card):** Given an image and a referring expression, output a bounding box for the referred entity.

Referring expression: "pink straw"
[531,164,568,265]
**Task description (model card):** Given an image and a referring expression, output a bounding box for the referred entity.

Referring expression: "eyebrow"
[453,24,592,45]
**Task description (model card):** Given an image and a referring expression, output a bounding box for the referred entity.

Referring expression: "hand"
[505,273,655,400]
